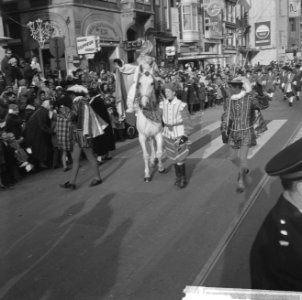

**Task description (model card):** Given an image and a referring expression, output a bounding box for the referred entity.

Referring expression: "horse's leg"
[155,133,165,173]
[138,133,151,182]
[149,137,157,167]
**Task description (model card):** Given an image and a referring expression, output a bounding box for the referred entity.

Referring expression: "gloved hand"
[221,131,228,144]
[179,136,188,146]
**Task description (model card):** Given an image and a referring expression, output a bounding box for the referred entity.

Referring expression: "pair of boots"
[174,164,187,189]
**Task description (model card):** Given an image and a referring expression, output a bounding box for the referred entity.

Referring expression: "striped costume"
[159,97,193,163]
[221,90,269,149]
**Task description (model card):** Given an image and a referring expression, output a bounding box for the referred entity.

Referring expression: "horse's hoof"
[144,177,151,182]
[158,168,166,174]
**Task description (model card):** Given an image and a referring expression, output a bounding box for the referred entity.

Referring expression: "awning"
[178,54,233,61]
[155,35,176,44]
[239,47,259,55]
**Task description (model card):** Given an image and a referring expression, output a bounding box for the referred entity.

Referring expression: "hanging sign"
[255,21,271,47]
[76,36,97,55]
[289,0,301,17]
[166,46,176,56]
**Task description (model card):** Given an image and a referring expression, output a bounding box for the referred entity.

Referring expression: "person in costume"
[160,82,193,189]
[250,138,302,292]
[221,77,269,193]
[284,66,296,107]
[292,64,302,102]
[60,86,106,190]
[114,40,162,114]
[264,66,276,99]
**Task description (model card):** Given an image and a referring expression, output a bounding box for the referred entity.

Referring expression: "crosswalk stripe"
[190,121,221,143]
[122,119,287,160]
[248,119,287,159]
[135,121,221,155]
[189,135,224,159]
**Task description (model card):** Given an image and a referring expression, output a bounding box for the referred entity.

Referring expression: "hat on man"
[228,77,244,85]
[163,82,178,92]
[265,138,302,181]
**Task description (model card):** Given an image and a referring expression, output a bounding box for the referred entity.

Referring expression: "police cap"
[265,138,302,181]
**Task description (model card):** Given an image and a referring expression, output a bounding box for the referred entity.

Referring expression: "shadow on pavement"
[1,192,133,300]
[204,176,281,289]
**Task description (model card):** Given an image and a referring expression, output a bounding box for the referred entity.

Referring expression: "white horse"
[135,71,165,182]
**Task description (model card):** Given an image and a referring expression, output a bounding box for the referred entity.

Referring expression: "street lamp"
[27,19,54,77]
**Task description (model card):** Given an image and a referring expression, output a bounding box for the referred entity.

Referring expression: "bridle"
[137,70,157,104]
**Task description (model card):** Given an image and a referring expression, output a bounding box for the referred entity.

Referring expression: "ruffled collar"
[230,90,246,100]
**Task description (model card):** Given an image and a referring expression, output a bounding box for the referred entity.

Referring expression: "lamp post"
[27,19,54,78]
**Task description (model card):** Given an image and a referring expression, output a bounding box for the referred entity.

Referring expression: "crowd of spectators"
[0,46,298,190]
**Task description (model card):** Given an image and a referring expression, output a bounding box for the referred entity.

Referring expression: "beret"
[163,82,178,92]
[265,138,302,180]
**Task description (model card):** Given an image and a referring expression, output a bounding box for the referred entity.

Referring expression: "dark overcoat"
[90,95,116,156]
[24,106,52,162]
[250,195,302,291]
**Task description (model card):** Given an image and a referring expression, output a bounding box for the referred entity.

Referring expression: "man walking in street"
[160,82,193,189]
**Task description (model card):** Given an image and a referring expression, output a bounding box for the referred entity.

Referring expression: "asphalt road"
[1,88,302,300]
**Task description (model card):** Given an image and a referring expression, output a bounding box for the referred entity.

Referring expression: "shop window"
[182,4,198,31]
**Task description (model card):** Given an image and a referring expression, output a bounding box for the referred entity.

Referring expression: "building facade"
[177,0,250,68]
[249,0,302,65]
[1,0,176,75]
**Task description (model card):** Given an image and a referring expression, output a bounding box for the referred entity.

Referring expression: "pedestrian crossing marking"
[189,120,287,160]
[135,121,221,155]
[118,119,288,160]
[247,120,287,159]
[189,135,223,159]
[190,121,221,143]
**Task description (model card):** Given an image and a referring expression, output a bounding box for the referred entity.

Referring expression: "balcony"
[27,0,120,10]
[120,0,153,14]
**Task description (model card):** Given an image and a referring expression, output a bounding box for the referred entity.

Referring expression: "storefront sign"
[255,21,271,46]
[76,36,97,55]
[122,39,143,51]
[289,0,301,17]
[206,1,224,17]
[166,46,176,56]
[86,21,119,42]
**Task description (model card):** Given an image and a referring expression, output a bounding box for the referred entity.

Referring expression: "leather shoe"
[60,181,76,190]
[89,178,103,187]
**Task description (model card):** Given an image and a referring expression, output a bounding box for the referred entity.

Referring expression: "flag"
[237,0,250,10]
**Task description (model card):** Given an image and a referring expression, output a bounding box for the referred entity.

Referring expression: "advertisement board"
[76,36,97,55]
[255,21,271,47]
[289,0,301,17]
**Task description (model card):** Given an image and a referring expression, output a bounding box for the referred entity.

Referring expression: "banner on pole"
[289,0,301,17]
[255,21,271,47]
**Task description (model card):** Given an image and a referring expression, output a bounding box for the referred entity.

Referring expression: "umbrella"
[67,84,88,94]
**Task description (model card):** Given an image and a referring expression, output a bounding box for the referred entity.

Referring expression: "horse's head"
[137,71,157,108]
